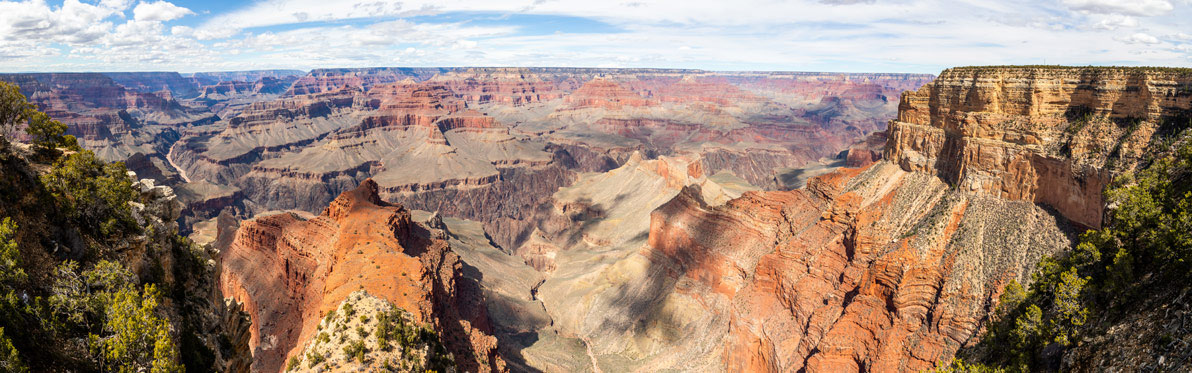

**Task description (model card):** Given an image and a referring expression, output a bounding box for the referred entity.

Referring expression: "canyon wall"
[617,66,1191,371]
[164,68,931,253]
[885,66,1192,228]
[218,179,503,372]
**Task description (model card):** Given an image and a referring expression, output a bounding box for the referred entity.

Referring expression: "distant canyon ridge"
[2,67,939,372]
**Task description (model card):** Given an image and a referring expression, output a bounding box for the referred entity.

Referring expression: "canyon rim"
[1,1,1191,372]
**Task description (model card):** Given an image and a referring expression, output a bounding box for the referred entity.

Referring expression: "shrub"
[0,82,32,138]
[24,109,68,154]
[0,217,25,284]
[971,139,1192,370]
[40,150,138,239]
[286,355,300,371]
[93,284,181,373]
[0,327,27,373]
[343,339,367,363]
[306,351,325,368]
[935,358,1005,373]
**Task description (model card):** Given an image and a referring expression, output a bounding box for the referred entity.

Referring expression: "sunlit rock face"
[166,68,931,250]
[219,179,503,373]
[886,66,1192,228]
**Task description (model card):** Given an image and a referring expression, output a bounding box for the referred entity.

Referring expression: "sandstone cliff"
[885,66,1192,228]
[467,66,1188,371]
[218,179,503,372]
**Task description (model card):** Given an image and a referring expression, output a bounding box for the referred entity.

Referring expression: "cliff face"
[623,67,1190,371]
[885,67,1192,228]
[218,179,503,373]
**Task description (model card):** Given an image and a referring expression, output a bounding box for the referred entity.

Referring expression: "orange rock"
[219,179,504,372]
[885,66,1192,228]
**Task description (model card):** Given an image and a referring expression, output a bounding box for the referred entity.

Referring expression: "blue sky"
[0,0,1190,73]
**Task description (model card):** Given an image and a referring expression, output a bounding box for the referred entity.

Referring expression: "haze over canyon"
[0,62,1189,373]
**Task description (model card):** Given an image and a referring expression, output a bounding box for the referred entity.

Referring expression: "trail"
[166,140,191,183]
[580,335,603,373]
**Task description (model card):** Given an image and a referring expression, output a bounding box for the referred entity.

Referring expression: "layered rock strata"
[885,66,1192,228]
[218,179,503,372]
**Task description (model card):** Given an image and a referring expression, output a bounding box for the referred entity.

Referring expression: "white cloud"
[1116,32,1161,44]
[1062,0,1174,16]
[133,1,194,22]
[0,0,126,45]
[819,0,875,4]
[1093,14,1138,30]
[1,0,1191,73]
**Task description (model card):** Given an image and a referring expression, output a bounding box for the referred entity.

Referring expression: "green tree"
[0,82,33,139]
[0,217,25,284]
[94,284,181,373]
[0,327,27,373]
[40,150,138,238]
[1050,268,1088,346]
[24,109,69,154]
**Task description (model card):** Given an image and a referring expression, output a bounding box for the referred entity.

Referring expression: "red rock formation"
[885,67,1192,228]
[845,131,887,168]
[219,179,504,372]
[631,67,1192,372]
[645,161,1069,372]
[564,78,655,110]
[431,68,568,106]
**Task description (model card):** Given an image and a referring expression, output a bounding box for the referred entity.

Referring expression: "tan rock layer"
[885,67,1192,228]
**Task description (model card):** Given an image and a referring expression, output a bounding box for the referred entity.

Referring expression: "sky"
[0,0,1190,73]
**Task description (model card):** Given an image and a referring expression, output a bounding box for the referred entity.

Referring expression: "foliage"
[24,109,72,154]
[0,327,27,373]
[372,308,454,370]
[45,261,181,372]
[343,339,367,363]
[935,358,1005,373]
[969,139,1192,370]
[0,82,32,138]
[0,88,216,371]
[306,351,325,368]
[0,218,25,284]
[286,355,299,371]
[93,283,181,373]
[40,150,138,239]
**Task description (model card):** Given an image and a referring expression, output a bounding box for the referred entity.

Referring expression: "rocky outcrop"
[563,78,655,110]
[885,66,1192,228]
[288,291,458,372]
[592,66,1189,371]
[632,162,1071,372]
[219,179,503,372]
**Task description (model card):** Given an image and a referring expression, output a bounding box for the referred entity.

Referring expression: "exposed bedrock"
[885,66,1192,228]
[218,179,504,372]
[642,162,1072,372]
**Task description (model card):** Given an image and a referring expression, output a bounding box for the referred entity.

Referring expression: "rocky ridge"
[218,179,503,372]
[885,66,1192,228]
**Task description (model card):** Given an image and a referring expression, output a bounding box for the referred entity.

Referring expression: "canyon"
[6,65,1188,372]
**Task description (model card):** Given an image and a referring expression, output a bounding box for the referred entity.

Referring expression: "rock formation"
[218,179,503,372]
[886,66,1192,228]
